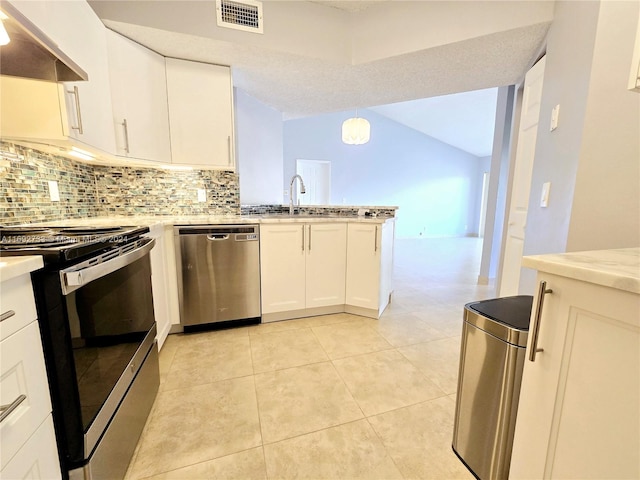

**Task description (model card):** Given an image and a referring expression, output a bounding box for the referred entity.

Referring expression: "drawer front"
[1,415,61,480]
[0,274,38,341]
[0,321,52,469]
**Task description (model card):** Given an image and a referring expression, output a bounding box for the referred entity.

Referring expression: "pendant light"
[342,109,370,145]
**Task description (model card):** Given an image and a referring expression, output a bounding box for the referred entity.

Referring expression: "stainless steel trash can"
[452,295,533,480]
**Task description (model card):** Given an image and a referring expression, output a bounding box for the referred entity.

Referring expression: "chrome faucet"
[289,174,306,215]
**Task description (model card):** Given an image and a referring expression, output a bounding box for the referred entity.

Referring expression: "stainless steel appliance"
[174,225,261,329]
[0,226,160,480]
[452,295,533,480]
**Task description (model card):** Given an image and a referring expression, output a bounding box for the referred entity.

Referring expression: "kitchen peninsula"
[14,206,397,350]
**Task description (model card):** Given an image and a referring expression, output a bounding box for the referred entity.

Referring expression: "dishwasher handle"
[207,234,230,241]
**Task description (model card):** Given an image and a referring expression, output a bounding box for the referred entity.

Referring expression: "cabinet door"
[107,30,171,163]
[148,226,171,349]
[306,223,347,308]
[260,224,306,315]
[166,58,234,168]
[511,273,640,479]
[345,223,381,310]
[43,0,116,154]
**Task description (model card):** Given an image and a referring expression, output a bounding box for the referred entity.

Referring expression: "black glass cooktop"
[0,225,150,264]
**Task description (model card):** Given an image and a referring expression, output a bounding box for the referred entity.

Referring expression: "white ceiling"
[370,88,499,157]
[88,0,551,157]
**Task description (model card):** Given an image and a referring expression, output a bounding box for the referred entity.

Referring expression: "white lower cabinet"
[0,268,60,479]
[510,272,640,479]
[260,223,346,321]
[147,224,181,348]
[345,220,395,318]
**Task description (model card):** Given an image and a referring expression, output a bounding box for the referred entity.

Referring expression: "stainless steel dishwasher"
[174,225,261,329]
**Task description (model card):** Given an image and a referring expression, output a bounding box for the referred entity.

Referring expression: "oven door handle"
[60,238,155,295]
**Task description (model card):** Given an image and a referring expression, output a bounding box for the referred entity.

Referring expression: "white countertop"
[522,248,640,294]
[0,256,43,283]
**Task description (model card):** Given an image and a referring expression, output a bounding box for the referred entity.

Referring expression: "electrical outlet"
[197,189,206,203]
[48,180,60,202]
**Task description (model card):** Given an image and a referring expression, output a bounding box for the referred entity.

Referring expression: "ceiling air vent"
[216,0,263,34]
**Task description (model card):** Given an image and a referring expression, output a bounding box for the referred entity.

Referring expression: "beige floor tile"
[333,349,446,416]
[263,419,403,480]
[250,327,329,373]
[399,336,463,395]
[312,321,392,359]
[368,396,474,480]
[127,377,262,479]
[254,362,363,444]
[162,334,253,391]
[139,447,267,480]
[373,312,449,347]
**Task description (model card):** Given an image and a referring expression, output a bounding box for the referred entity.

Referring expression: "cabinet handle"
[0,394,26,423]
[0,310,15,322]
[301,224,305,252]
[529,280,553,362]
[374,226,378,252]
[67,86,84,134]
[308,225,312,252]
[122,119,130,154]
[227,136,232,166]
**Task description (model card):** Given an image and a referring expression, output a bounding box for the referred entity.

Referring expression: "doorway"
[296,159,331,205]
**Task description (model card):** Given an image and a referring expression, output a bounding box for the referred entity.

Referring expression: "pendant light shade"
[342,116,370,145]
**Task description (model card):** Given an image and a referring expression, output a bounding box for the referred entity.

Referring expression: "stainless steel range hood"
[0,1,87,82]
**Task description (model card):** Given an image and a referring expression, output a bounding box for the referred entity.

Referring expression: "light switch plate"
[48,180,60,202]
[550,104,560,131]
[197,188,206,203]
[540,182,551,207]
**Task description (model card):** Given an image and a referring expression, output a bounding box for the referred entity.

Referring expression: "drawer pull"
[0,394,26,423]
[0,310,16,322]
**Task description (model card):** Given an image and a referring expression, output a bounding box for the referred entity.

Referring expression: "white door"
[499,56,546,296]
[296,160,331,205]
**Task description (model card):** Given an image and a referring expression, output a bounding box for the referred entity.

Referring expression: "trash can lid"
[466,295,533,331]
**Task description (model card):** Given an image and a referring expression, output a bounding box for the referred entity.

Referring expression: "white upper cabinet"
[106,30,171,163]
[0,0,116,154]
[165,58,235,168]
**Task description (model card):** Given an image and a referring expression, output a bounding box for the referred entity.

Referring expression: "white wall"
[234,88,284,204]
[283,109,485,238]
[520,0,640,292]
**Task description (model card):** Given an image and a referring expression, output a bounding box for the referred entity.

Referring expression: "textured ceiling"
[91,0,551,155]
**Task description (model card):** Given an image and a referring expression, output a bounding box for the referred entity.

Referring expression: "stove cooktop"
[0,225,150,264]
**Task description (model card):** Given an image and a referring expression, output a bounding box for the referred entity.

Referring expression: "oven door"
[59,238,156,459]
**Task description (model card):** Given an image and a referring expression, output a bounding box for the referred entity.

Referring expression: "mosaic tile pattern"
[240,204,397,218]
[1,143,99,225]
[1,142,240,225]
[93,166,239,217]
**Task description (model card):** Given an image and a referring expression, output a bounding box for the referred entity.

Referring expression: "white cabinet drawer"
[1,415,60,480]
[0,321,52,470]
[0,274,38,341]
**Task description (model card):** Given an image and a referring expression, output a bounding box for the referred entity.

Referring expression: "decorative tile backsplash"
[1,143,99,225]
[1,142,239,225]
